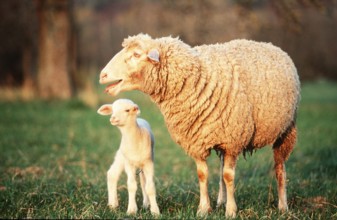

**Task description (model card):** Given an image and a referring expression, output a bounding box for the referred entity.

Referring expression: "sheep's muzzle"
[104,80,123,93]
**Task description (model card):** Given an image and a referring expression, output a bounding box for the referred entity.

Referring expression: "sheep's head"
[97,99,140,127]
[99,34,160,96]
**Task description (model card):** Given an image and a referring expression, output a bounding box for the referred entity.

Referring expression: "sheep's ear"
[97,104,113,115]
[147,49,159,63]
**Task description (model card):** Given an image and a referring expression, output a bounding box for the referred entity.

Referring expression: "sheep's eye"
[133,52,141,58]
[125,109,130,113]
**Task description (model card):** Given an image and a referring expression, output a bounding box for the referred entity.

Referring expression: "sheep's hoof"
[216,199,226,208]
[278,202,288,212]
[225,205,237,218]
[197,206,212,216]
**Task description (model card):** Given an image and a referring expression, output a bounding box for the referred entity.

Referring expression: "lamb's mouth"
[105,79,122,93]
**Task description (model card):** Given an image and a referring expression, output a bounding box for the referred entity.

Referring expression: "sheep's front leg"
[195,158,211,215]
[143,162,160,215]
[223,154,237,218]
[217,151,226,207]
[107,151,124,209]
[125,162,138,215]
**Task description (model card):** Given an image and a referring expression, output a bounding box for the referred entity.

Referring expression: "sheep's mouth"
[104,79,122,93]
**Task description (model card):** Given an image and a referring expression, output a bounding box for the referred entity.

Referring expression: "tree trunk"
[36,0,73,99]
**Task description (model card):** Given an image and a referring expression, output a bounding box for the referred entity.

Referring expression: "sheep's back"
[194,40,300,151]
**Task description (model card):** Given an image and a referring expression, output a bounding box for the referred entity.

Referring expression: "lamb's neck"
[118,123,142,143]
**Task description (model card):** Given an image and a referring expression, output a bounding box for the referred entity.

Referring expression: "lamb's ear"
[147,49,160,63]
[97,104,113,115]
[133,105,141,116]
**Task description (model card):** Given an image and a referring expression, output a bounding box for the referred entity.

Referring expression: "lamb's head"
[99,34,160,96]
[97,99,140,127]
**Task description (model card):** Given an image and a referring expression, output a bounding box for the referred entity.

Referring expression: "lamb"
[99,34,300,217]
[97,98,160,216]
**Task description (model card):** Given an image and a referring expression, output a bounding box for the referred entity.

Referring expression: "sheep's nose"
[100,72,108,84]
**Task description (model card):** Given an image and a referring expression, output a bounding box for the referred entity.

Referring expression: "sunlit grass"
[1,81,336,219]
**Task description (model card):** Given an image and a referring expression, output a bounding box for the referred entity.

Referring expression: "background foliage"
[0,0,336,100]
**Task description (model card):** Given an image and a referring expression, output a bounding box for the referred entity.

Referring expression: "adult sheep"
[99,33,300,217]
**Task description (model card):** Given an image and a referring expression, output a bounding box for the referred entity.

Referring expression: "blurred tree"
[36,0,75,99]
[0,0,36,90]
[269,0,335,32]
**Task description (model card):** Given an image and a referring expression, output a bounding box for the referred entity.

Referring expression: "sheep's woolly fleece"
[110,34,300,160]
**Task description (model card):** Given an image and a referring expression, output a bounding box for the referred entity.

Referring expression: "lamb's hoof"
[150,206,160,216]
[108,204,118,210]
[142,201,150,209]
[126,208,137,215]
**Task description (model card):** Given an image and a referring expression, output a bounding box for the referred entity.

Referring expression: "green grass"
[1,81,337,219]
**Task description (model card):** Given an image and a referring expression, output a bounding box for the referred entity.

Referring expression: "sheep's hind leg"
[195,158,212,215]
[223,154,238,218]
[216,150,226,207]
[273,122,297,212]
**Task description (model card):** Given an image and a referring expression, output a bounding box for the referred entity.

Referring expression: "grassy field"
[0,81,336,219]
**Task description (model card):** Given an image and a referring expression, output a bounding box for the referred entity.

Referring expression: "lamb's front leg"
[107,151,124,209]
[195,158,211,215]
[125,162,138,215]
[223,154,238,218]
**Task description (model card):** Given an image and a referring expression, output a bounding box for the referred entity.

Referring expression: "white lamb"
[97,98,160,215]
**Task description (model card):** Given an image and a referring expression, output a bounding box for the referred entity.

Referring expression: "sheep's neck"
[144,62,201,103]
[145,66,212,148]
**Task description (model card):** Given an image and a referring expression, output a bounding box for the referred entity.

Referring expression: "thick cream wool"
[99,33,300,217]
[121,34,300,160]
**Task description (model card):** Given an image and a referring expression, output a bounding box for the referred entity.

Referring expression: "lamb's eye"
[125,109,130,113]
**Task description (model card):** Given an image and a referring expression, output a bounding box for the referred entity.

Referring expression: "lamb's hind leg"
[273,122,297,212]
[142,162,160,215]
[195,158,211,215]
[139,170,150,209]
[125,162,138,214]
